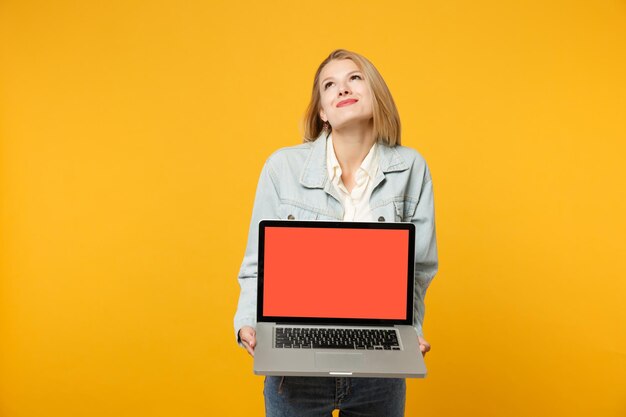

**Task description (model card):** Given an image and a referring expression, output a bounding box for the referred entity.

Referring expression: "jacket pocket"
[393,199,418,222]
[278,203,319,220]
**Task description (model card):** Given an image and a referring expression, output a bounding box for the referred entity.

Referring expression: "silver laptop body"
[253,220,427,378]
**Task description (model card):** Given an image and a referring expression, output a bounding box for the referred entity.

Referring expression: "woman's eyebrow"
[320,70,362,86]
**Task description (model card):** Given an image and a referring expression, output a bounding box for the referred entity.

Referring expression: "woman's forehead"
[319,59,360,81]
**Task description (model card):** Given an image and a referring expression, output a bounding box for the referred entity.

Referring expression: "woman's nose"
[338,86,351,96]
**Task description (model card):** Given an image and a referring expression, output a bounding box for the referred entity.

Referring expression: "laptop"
[253,220,427,378]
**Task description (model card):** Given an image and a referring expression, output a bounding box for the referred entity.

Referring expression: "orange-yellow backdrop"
[1,1,625,416]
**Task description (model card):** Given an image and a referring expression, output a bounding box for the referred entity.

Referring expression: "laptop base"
[254,323,427,378]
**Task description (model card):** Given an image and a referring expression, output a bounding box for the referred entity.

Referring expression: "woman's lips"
[337,99,358,107]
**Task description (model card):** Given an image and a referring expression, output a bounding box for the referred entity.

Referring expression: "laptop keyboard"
[274,327,401,350]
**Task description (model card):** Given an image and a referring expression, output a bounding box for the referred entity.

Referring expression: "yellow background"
[1,0,625,416]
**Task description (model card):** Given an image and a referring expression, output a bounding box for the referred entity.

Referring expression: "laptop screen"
[259,222,414,323]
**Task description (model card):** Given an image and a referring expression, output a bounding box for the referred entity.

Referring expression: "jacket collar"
[299,132,409,189]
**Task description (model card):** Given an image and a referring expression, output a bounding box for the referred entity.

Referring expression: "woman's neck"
[331,123,376,175]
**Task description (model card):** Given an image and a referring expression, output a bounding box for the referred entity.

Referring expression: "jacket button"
[287,214,295,220]
[378,216,385,222]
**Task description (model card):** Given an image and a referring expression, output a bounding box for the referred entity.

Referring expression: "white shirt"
[326,135,379,221]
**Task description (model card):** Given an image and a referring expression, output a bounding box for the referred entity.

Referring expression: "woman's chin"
[330,118,374,133]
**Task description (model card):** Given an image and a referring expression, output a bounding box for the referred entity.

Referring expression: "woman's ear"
[319,109,327,122]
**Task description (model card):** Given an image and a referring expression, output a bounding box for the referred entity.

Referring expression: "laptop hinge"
[274,322,396,327]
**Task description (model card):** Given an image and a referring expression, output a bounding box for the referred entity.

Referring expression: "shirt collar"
[300,131,408,189]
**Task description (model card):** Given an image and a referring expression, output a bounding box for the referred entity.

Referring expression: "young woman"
[234,49,438,417]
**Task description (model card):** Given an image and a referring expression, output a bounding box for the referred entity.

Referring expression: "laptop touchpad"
[315,352,364,371]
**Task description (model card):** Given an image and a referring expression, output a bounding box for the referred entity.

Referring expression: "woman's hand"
[418,336,431,357]
[239,326,257,357]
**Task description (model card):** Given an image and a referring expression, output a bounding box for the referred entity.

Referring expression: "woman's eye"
[351,74,362,80]
[324,82,334,90]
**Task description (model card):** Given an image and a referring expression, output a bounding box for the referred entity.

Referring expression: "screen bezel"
[257,220,415,326]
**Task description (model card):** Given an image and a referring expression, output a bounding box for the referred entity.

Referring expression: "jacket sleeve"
[233,159,281,344]
[411,167,438,337]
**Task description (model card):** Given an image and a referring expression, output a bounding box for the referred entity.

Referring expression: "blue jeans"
[264,376,406,417]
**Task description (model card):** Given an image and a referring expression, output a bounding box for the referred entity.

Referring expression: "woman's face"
[318,59,374,132]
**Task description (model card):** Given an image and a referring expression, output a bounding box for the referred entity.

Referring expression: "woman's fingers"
[239,326,257,357]
[418,336,431,357]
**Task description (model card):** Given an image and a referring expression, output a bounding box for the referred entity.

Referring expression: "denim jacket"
[234,134,438,340]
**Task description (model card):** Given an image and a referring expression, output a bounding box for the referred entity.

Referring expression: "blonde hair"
[303,49,401,146]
